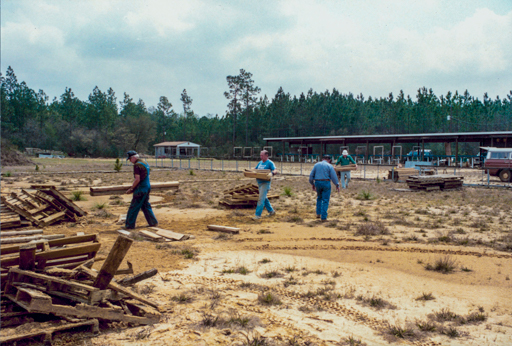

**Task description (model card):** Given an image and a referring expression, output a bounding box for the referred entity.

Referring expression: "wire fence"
[150,158,512,189]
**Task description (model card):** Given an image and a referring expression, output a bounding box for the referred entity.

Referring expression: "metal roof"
[264,131,512,144]
[153,141,201,147]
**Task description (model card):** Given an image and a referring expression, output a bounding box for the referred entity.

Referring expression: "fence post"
[179,159,182,169]
[171,158,173,168]
[236,160,238,172]
[280,160,283,174]
[300,161,303,176]
[188,159,191,169]
[222,159,224,171]
[487,169,490,187]
[211,159,213,170]
[364,164,366,179]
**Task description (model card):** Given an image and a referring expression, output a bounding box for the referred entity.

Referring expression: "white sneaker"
[252,216,261,220]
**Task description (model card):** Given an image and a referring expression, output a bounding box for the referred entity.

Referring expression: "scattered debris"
[1,235,161,345]
[388,167,434,182]
[149,227,190,241]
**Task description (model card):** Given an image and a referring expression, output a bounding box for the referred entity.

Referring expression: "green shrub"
[114,158,123,172]
[71,191,87,201]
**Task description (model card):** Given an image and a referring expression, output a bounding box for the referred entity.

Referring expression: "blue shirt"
[255,159,276,183]
[309,160,339,186]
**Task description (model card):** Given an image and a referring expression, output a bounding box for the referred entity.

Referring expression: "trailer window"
[490,152,510,159]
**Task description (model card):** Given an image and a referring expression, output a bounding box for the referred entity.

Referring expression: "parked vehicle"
[405,149,433,160]
[482,147,512,182]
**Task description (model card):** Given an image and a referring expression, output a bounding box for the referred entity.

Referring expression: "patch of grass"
[416,320,437,332]
[172,293,192,304]
[357,189,376,200]
[257,229,273,234]
[342,335,367,346]
[4,171,12,177]
[282,186,294,197]
[357,295,395,310]
[424,256,457,274]
[181,249,195,259]
[240,331,269,346]
[200,311,222,327]
[227,311,251,328]
[259,269,282,279]
[431,308,458,322]
[441,326,460,338]
[461,266,473,272]
[93,201,108,210]
[286,215,304,223]
[114,158,123,172]
[416,292,435,301]
[257,291,282,306]
[70,190,87,201]
[386,323,416,339]
[223,266,251,275]
[283,276,299,287]
[355,222,390,236]
[284,265,296,273]
[189,169,195,176]
[332,271,341,278]
[258,258,272,264]
[465,311,487,324]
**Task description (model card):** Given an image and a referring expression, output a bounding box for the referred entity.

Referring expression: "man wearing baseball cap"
[124,151,158,229]
[335,149,357,189]
[309,154,340,221]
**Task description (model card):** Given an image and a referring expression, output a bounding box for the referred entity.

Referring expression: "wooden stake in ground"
[207,225,240,234]
[93,235,133,289]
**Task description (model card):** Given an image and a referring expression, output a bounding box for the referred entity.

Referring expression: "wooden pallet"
[220,183,280,207]
[334,164,357,172]
[406,174,463,191]
[243,169,272,181]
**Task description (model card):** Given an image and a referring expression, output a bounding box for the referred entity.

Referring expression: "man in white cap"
[335,150,357,189]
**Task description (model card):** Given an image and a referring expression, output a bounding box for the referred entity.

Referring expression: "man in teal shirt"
[253,150,278,220]
[335,150,357,189]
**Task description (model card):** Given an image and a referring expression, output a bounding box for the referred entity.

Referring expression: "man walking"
[124,151,158,229]
[309,154,340,221]
[253,150,278,220]
[335,149,357,189]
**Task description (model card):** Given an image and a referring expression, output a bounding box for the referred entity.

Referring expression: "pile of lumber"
[219,183,279,207]
[1,186,87,230]
[1,235,160,345]
[387,168,435,181]
[406,174,464,191]
[90,181,179,196]
[243,169,272,181]
[334,164,357,172]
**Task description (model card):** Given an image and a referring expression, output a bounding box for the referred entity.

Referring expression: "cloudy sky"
[2,0,511,116]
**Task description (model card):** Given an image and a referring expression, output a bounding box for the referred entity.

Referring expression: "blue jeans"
[315,181,331,220]
[339,171,351,189]
[255,181,274,217]
[126,189,158,229]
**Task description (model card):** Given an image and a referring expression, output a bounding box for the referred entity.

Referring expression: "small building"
[154,141,201,158]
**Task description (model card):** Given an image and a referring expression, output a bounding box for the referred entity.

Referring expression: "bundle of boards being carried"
[243,169,272,181]
[334,164,357,172]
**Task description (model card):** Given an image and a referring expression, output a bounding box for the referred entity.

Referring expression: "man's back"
[309,160,338,185]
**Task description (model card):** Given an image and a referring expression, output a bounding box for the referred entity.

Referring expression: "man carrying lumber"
[253,150,278,220]
[309,155,340,221]
[335,150,357,189]
[124,151,158,229]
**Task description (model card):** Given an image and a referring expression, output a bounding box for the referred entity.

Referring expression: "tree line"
[1,66,511,158]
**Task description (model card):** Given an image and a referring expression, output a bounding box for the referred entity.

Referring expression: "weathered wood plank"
[93,235,133,289]
[207,225,240,234]
[150,227,189,241]
[118,268,158,286]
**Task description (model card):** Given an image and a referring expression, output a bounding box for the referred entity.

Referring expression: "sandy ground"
[1,159,512,345]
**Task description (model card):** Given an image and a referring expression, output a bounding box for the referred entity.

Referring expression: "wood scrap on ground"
[207,225,240,234]
[387,167,434,182]
[89,181,179,196]
[149,227,190,241]
[219,183,279,208]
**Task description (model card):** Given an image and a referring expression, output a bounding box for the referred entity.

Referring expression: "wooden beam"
[0,234,98,256]
[0,234,65,245]
[207,225,240,234]
[118,268,158,286]
[93,235,133,289]
[0,229,43,237]
[19,244,36,270]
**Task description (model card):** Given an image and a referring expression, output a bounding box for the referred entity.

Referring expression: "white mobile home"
[154,141,201,158]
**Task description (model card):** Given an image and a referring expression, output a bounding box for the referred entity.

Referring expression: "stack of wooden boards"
[90,181,179,196]
[1,186,87,230]
[387,167,434,181]
[1,235,161,345]
[406,174,464,191]
[243,169,272,181]
[220,183,280,207]
[334,164,357,172]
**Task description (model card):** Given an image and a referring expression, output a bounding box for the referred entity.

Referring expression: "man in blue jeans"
[124,151,158,229]
[253,150,278,220]
[309,155,340,221]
